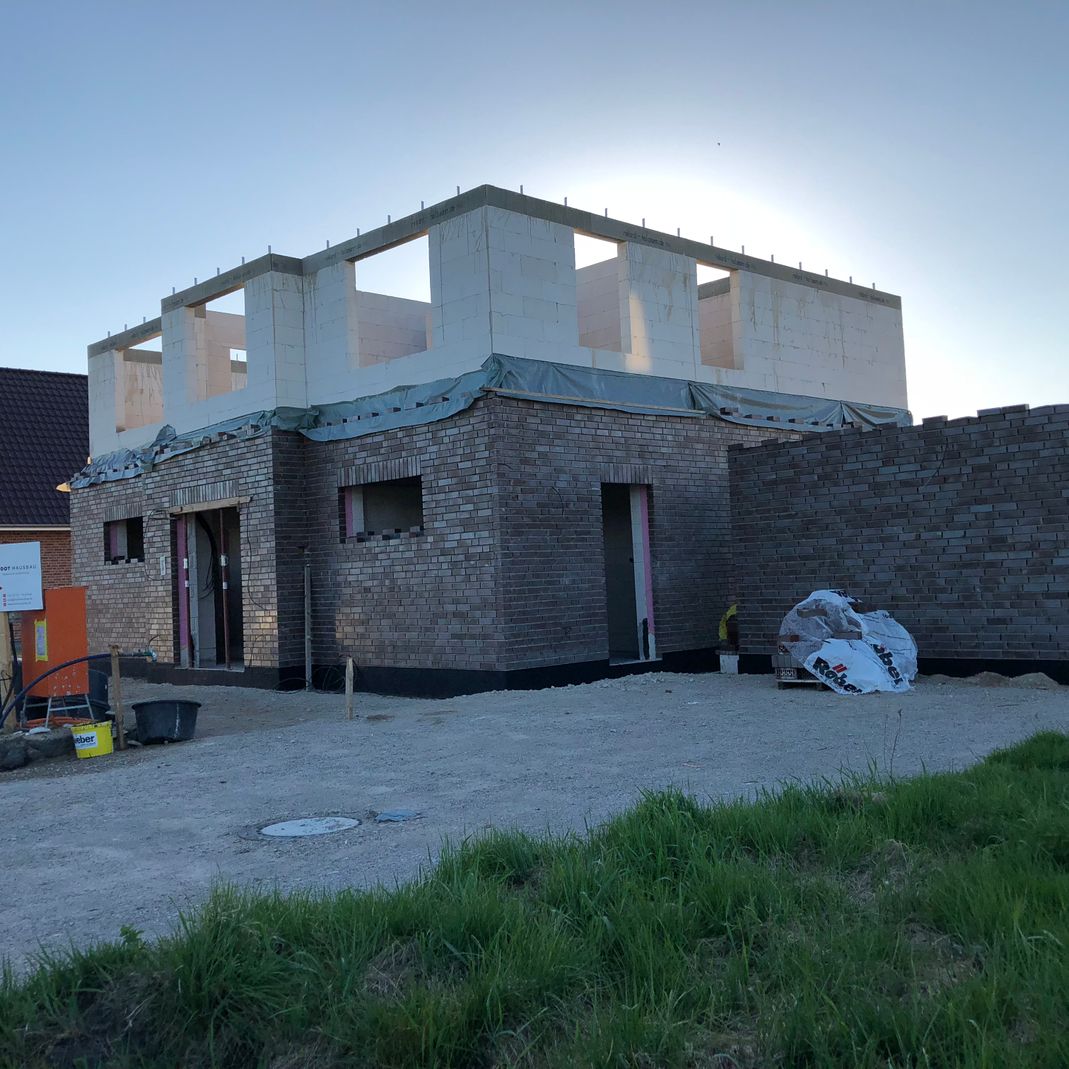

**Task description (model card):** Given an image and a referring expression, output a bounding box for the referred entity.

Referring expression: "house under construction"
[71,186,909,694]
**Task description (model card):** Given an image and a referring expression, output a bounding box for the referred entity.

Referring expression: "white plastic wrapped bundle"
[778,589,917,694]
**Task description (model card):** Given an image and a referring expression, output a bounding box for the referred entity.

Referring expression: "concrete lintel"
[697,278,732,299]
[124,348,163,365]
[160,253,304,315]
[168,495,250,516]
[301,186,492,274]
[303,185,900,308]
[88,317,163,358]
[483,187,902,308]
[89,185,902,361]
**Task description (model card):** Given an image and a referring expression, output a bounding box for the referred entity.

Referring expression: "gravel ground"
[1,671,1066,969]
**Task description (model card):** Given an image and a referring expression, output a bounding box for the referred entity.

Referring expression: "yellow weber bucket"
[71,721,114,759]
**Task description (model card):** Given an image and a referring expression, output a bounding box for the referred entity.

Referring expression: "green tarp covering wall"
[71,354,911,487]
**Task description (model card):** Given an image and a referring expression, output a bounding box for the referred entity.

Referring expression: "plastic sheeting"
[71,354,911,487]
[778,589,917,695]
[489,356,910,431]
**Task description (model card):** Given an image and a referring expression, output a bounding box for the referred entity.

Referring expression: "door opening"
[600,483,656,663]
[175,507,244,670]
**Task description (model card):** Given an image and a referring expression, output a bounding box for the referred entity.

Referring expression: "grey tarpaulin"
[70,354,911,487]
[489,356,910,430]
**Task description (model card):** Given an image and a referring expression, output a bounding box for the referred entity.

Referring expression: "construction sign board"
[0,541,43,612]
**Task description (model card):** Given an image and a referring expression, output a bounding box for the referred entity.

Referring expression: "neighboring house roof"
[0,367,88,527]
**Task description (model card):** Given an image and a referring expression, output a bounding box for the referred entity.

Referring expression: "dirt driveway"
[2,671,1066,967]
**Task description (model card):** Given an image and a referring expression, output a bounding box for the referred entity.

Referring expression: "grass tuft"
[2,732,1068,1067]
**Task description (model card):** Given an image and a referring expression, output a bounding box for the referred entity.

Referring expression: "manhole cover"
[259,816,361,838]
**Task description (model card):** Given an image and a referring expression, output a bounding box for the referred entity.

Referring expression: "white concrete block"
[87,348,122,456]
[430,208,493,355]
[722,271,908,407]
[618,243,700,380]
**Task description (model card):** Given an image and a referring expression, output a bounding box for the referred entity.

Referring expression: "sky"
[1,0,1066,419]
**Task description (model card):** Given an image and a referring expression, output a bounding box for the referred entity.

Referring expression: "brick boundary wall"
[728,404,1069,682]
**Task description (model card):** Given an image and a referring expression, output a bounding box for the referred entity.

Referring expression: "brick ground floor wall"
[70,397,795,690]
[488,397,794,671]
[728,404,1069,676]
[306,403,504,674]
[305,397,792,678]
[70,432,293,673]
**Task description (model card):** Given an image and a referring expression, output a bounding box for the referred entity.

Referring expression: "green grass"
[3,732,1069,1068]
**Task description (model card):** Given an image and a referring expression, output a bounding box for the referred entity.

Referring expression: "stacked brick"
[728,404,1069,675]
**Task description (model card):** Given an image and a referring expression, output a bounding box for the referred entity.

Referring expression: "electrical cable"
[0,652,110,729]
[195,513,219,596]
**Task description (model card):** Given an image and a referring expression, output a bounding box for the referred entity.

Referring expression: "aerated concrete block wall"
[698,280,736,369]
[88,347,166,452]
[484,207,581,364]
[354,291,431,365]
[118,351,164,432]
[728,404,1069,679]
[719,272,907,408]
[576,258,622,351]
[88,187,909,460]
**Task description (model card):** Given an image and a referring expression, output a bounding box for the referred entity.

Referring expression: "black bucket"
[131,700,200,744]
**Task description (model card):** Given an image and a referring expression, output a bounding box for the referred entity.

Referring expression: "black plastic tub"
[131,700,200,744]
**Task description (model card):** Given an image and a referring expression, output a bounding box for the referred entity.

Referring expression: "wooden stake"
[110,645,126,750]
[345,657,354,721]
[0,613,13,734]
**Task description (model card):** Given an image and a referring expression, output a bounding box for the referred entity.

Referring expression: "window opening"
[575,232,623,352]
[696,263,731,287]
[104,516,145,564]
[697,264,738,369]
[341,477,424,541]
[193,288,247,400]
[353,236,432,367]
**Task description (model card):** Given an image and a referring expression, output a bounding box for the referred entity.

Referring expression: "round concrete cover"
[260,816,361,838]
